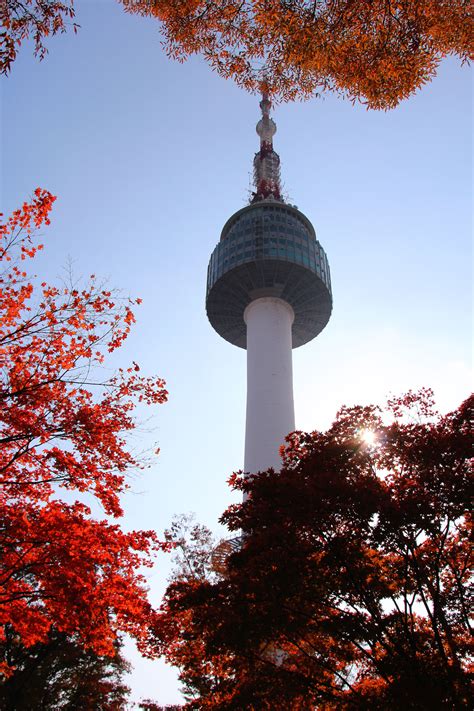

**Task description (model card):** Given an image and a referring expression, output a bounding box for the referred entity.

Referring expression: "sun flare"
[360,429,377,446]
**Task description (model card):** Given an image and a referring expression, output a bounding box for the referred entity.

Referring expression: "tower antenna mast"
[252,92,282,202]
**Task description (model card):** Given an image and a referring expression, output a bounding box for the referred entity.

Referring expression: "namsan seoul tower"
[206,96,332,476]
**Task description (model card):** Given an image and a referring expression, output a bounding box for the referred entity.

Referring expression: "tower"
[206,96,332,476]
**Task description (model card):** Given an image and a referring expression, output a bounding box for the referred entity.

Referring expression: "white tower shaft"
[244,297,295,474]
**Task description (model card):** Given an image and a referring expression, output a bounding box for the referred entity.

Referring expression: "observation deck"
[206,200,332,349]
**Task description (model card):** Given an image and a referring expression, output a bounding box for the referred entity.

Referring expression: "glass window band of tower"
[206,202,333,349]
[207,202,331,295]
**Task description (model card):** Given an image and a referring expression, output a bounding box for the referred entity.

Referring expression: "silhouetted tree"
[156,390,473,709]
[0,627,130,710]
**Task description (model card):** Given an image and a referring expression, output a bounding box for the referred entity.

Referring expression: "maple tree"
[156,390,473,709]
[121,0,473,107]
[0,627,131,709]
[0,0,78,74]
[2,2,472,108]
[0,189,170,673]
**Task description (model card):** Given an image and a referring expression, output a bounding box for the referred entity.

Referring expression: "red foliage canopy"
[122,0,473,107]
[0,190,169,674]
[1,2,472,108]
[157,391,473,709]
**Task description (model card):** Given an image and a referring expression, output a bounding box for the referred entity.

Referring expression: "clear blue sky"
[2,0,472,704]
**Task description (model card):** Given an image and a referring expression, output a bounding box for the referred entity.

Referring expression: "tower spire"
[252,93,282,203]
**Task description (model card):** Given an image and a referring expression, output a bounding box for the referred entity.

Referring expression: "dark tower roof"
[206,97,332,349]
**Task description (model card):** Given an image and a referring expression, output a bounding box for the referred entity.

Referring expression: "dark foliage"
[0,627,130,710]
[156,391,473,709]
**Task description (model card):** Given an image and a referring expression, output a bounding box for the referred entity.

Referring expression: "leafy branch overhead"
[2,1,473,108]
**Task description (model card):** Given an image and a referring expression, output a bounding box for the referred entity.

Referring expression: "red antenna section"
[252,94,283,203]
